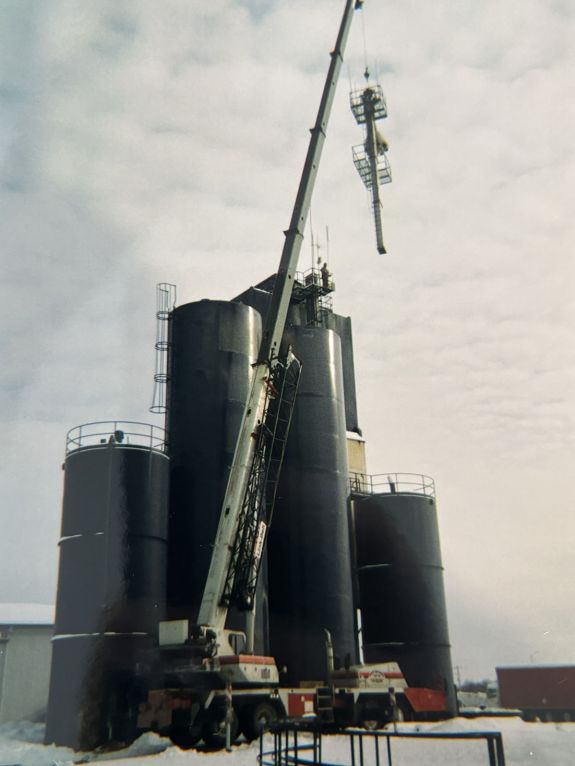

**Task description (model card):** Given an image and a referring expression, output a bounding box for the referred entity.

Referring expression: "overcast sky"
[1,0,574,682]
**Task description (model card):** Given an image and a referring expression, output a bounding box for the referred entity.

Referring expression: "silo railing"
[349,472,435,498]
[66,421,168,454]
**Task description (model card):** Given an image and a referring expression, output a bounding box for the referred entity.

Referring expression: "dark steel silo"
[353,479,456,714]
[45,423,169,750]
[234,276,361,435]
[165,300,268,650]
[268,325,357,684]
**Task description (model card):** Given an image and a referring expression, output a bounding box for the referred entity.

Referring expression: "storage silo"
[165,299,267,650]
[234,275,361,435]
[45,423,169,750]
[352,477,456,714]
[267,325,357,684]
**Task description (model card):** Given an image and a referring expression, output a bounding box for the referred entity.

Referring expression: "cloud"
[0,0,574,681]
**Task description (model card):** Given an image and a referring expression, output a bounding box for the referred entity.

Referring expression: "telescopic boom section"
[363,90,386,255]
[196,0,363,637]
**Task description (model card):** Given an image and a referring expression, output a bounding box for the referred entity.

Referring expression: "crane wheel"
[360,702,391,731]
[241,701,279,741]
[396,698,411,722]
[361,717,382,731]
[202,709,238,749]
[169,727,200,750]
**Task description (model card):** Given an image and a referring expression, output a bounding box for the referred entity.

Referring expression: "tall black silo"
[45,423,169,750]
[268,325,357,684]
[165,300,267,649]
[234,276,361,436]
[353,484,456,714]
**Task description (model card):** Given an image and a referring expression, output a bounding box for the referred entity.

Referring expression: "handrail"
[65,421,168,454]
[349,472,435,498]
[259,722,506,766]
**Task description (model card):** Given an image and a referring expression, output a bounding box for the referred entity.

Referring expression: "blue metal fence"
[259,722,506,766]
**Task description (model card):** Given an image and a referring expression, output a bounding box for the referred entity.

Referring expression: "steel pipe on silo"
[45,424,169,750]
[353,489,456,714]
[165,300,268,650]
[268,326,357,684]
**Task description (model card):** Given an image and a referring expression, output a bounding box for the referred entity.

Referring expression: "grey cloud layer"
[1,0,573,679]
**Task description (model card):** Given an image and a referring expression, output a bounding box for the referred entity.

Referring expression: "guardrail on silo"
[66,421,168,454]
[349,472,435,498]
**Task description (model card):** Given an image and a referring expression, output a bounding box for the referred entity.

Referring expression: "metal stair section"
[316,686,335,723]
[220,350,302,611]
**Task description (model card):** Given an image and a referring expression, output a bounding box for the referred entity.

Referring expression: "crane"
[154,0,366,675]
[185,0,366,659]
[134,7,452,747]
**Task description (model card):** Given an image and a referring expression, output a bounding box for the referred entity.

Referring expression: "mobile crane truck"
[132,0,448,747]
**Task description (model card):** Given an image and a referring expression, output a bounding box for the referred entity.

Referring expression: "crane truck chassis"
[134,646,449,748]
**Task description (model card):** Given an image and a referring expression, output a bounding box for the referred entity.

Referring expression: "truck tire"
[397,697,413,722]
[361,716,382,731]
[202,709,238,749]
[241,701,279,741]
[169,728,200,749]
[360,701,391,731]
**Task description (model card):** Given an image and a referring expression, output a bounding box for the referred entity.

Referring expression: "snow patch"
[0,721,45,743]
[2,718,575,766]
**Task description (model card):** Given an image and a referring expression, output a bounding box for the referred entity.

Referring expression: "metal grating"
[352,144,392,189]
[350,84,388,124]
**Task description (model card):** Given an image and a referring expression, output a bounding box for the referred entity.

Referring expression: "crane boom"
[196,0,363,638]
[364,90,386,255]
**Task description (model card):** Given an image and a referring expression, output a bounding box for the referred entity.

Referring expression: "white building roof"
[0,603,55,626]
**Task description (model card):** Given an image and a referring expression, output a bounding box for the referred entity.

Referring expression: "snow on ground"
[1,717,574,766]
[0,723,174,766]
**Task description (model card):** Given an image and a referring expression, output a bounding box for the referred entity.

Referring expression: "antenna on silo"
[350,68,391,254]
